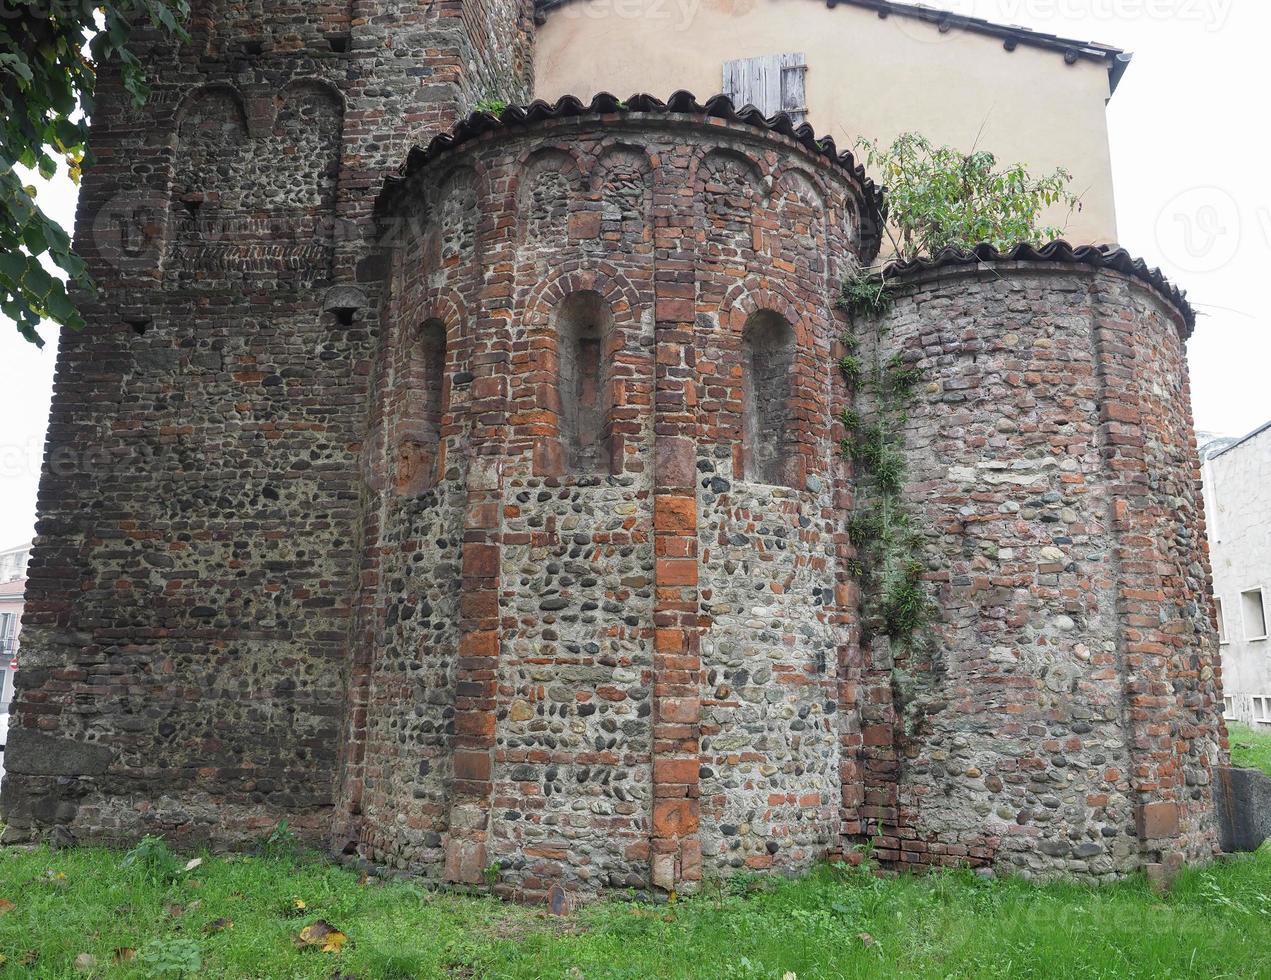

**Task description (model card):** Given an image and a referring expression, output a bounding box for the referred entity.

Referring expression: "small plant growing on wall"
[474,96,509,115]
[856,132,1081,260]
[834,134,1081,647]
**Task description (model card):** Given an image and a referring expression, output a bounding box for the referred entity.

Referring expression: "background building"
[1202,423,1271,727]
[0,542,29,764]
[534,0,1126,245]
[0,541,30,585]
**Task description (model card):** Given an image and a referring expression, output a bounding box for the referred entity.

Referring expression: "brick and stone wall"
[1,0,533,848]
[0,0,1225,898]
[346,106,876,898]
[857,258,1225,880]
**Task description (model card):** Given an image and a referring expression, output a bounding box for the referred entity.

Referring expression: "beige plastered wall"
[535,0,1119,246]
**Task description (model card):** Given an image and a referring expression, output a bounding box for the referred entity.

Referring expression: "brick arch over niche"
[517,146,586,245]
[694,148,767,258]
[168,79,344,286]
[740,309,798,486]
[393,318,449,496]
[516,266,649,478]
[718,279,827,491]
[592,144,655,235]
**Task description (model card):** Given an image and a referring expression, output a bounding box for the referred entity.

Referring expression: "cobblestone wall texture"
[0,1,1226,902]
[856,263,1224,881]
[1,0,534,849]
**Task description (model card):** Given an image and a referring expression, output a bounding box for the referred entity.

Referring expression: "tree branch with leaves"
[1,0,189,345]
[857,132,1082,263]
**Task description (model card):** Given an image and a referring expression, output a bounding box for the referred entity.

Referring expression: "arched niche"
[742,310,798,486]
[394,319,448,496]
[554,290,616,476]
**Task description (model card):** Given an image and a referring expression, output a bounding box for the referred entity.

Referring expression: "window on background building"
[1224,696,1236,721]
[742,310,798,486]
[1242,588,1268,641]
[723,53,808,124]
[1253,696,1271,727]
[556,290,614,475]
[1216,597,1228,644]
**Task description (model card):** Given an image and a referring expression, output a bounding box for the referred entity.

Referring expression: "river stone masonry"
[2,1,1226,903]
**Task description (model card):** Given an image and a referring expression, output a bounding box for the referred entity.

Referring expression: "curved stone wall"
[338,107,876,897]
[859,258,1223,879]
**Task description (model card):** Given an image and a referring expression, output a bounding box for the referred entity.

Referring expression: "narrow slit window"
[396,319,447,495]
[1216,597,1228,644]
[742,310,797,486]
[556,291,614,475]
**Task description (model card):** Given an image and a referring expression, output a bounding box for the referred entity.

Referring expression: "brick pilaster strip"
[1088,276,1202,866]
[444,409,507,883]
[648,180,703,892]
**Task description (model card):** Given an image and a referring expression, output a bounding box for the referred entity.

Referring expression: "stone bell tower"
[1,0,532,846]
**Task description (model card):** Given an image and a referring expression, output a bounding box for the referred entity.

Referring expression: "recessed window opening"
[396,318,447,495]
[742,309,797,486]
[1242,588,1267,641]
[556,291,614,475]
[1216,597,1228,644]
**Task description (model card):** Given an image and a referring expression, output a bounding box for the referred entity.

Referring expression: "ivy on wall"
[836,272,931,650]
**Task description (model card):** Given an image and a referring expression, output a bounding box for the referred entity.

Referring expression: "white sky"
[1,0,1268,549]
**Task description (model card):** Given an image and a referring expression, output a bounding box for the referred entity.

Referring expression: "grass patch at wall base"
[2,845,1270,977]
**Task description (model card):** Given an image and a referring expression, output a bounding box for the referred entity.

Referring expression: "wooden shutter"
[723,53,808,124]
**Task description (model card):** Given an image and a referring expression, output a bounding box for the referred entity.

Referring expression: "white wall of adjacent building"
[1202,423,1271,728]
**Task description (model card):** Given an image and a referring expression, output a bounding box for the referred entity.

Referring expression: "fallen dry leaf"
[165,904,185,918]
[184,858,204,873]
[295,920,349,954]
[282,897,308,917]
[74,953,97,972]
[19,950,39,967]
[858,932,875,947]
[113,948,137,963]
[204,917,234,934]
[0,899,14,916]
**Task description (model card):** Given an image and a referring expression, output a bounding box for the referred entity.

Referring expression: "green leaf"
[1,0,191,343]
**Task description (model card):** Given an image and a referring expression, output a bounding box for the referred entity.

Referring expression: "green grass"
[1229,722,1271,777]
[2,842,1271,978]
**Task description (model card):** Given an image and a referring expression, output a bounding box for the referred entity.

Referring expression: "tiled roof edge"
[1209,418,1271,461]
[379,91,888,261]
[533,0,1131,94]
[884,241,1197,336]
